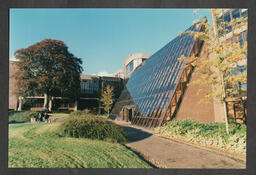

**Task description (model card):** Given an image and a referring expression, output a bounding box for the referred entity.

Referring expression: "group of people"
[37,110,49,123]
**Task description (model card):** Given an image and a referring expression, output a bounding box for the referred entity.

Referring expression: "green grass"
[9,123,152,168]
[8,111,39,123]
[49,113,70,118]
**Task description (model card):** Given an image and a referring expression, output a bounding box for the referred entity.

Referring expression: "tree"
[100,85,114,115]
[14,39,83,111]
[178,9,247,133]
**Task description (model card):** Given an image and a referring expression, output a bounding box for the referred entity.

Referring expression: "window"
[241,9,248,17]
[126,60,134,75]
[223,11,231,22]
[232,9,241,19]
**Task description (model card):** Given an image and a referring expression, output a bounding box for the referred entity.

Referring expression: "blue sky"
[10,8,212,75]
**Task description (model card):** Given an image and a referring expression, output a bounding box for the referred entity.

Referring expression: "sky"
[10,8,212,76]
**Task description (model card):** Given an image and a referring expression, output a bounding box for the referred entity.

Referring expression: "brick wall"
[9,61,18,110]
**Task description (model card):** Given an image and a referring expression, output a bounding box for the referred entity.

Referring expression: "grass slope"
[9,123,152,168]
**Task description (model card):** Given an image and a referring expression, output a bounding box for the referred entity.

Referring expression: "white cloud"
[98,71,113,77]
[10,56,19,61]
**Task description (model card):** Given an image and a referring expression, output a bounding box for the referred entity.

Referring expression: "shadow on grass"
[8,121,27,124]
[50,110,72,114]
[121,126,153,143]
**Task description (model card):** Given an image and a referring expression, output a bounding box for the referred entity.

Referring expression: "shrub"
[59,113,127,143]
[155,118,246,153]
[8,111,40,123]
[69,110,89,117]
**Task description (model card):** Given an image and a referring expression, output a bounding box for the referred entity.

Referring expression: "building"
[111,10,248,128]
[212,9,247,43]
[211,8,248,123]
[111,22,213,128]
[111,19,244,128]
[123,53,151,79]
[9,62,123,112]
[9,60,19,110]
[113,69,124,79]
[78,75,123,113]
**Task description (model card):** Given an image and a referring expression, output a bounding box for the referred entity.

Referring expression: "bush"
[59,113,127,143]
[8,111,40,123]
[155,118,246,153]
[69,110,89,117]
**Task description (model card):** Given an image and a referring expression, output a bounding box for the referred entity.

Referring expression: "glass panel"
[112,22,200,128]
[232,9,241,19]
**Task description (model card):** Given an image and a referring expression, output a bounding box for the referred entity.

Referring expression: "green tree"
[14,39,83,111]
[100,85,114,115]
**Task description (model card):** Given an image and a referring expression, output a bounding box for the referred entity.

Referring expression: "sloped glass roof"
[111,23,200,128]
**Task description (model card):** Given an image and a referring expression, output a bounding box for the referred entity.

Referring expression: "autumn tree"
[178,9,247,133]
[100,85,114,115]
[14,39,83,111]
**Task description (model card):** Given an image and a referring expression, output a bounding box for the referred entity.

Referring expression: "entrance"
[128,108,133,121]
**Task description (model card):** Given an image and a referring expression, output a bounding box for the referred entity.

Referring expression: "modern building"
[211,8,248,123]
[212,8,247,44]
[78,75,123,113]
[123,53,151,79]
[111,22,212,128]
[9,62,123,112]
[212,8,247,68]
[113,69,124,79]
[111,10,247,128]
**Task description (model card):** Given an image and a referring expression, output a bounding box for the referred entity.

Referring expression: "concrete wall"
[123,53,151,79]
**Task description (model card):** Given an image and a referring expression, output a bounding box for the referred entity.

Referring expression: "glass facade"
[216,9,248,94]
[80,79,99,94]
[217,9,248,36]
[115,23,200,128]
[126,60,134,77]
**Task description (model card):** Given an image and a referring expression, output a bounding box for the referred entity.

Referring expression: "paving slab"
[115,120,246,169]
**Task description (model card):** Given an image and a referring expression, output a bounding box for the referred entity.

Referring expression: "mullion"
[141,40,179,127]
[126,23,199,128]
[157,38,196,127]
[149,35,190,128]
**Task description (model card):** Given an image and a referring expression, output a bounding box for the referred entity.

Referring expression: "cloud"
[98,71,113,77]
[10,56,19,61]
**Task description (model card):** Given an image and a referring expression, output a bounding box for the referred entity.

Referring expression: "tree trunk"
[220,72,229,134]
[74,100,78,111]
[43,93,48,110]
[17,96,23,111]
[48,97,53,112]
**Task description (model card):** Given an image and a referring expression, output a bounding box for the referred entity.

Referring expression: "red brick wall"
[9,61,18,110]
[175,73,215,123]
[175,44,216,123]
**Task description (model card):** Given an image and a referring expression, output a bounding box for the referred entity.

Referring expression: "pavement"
[114,120,246,169]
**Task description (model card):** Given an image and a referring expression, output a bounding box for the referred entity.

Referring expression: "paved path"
[114,121,246,169]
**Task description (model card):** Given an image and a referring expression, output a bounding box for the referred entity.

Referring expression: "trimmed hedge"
[59,113,127,143]
[8,111,39,123]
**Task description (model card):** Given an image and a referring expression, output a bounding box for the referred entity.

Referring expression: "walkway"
[114,121,246,169]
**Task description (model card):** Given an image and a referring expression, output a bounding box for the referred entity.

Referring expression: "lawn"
[8,122,152,168]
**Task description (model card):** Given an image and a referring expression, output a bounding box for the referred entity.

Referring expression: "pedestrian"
[38,112,43,123]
